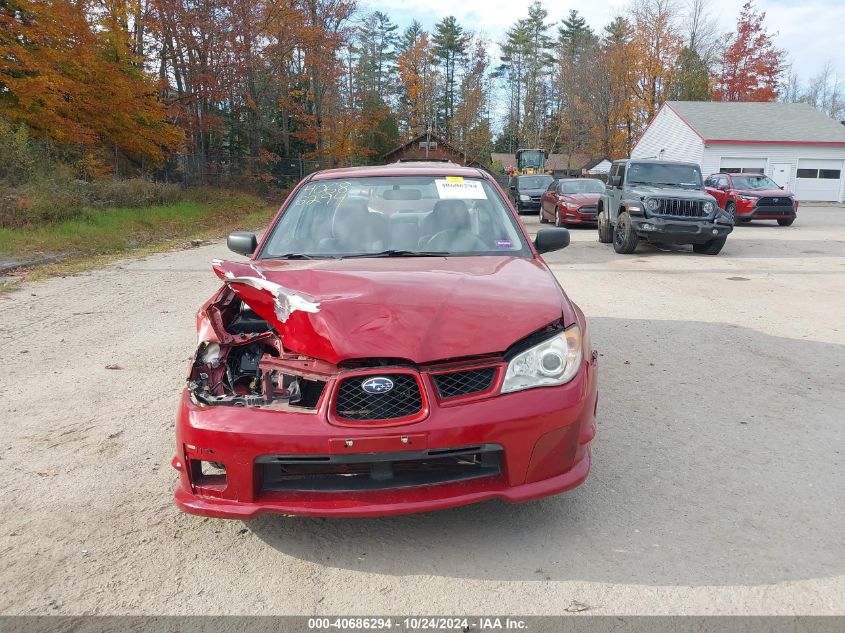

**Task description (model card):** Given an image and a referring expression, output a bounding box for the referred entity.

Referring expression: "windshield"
[627,163,702,188]
[731,175,780,190]
[517,175,553,189]
[259,176,530,259]
[560,179,605,194]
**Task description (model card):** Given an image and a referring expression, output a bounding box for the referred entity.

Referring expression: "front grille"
[258,445,503,492]
[755,196,794,213]
[432,367,496,399]
[579,205,597,216]
[335,374,422,421]
[652,198,708,218]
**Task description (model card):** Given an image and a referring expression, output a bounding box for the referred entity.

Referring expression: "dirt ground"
[1,206,843,615]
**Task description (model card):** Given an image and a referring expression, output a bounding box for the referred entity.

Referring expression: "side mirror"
[719,184,729,191]
[227,231,258,257]
[534,228,570,254]
[610,175,621,187]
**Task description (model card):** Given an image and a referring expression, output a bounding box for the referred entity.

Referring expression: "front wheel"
[539,209,548,224]
[692,236,727,255]
[597,211,613,243]
[726,201,737,224]
[554,207,563,227]
[613,212,638,254]
[777,218,795,226]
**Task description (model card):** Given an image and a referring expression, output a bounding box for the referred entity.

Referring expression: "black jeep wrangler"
[597,159,733,255]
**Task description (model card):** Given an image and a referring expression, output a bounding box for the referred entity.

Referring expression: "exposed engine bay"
[187,287,329,411]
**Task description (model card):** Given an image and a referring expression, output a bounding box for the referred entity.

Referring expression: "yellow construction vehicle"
[514,148,549,175]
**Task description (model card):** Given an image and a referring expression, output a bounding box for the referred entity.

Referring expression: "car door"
[541,181,558,218]
[706,175,727,207]
[607,163,624,221]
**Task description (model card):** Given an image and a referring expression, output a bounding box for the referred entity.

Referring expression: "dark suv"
[597,159,733,255]
[510,174,554,214]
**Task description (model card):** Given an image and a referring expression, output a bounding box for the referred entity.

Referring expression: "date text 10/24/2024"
[307,618,529,631]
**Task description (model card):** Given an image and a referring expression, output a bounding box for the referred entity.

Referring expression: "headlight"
[502,325,583,394]
[519,194,530,201]
[646,198,659,211]
[703,201,714,213]
[738,194,757,201]
[566,202,579,210]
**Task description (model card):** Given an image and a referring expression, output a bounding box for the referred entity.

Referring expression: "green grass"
[0,191,274,260]
[0,190,276,284]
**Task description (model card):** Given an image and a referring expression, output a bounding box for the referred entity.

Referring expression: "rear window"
[259,175,530,259]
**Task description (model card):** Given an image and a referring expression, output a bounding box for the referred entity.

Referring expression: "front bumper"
[517,199,541,210]
[173,359,597,519]
[562,208,598,224]
[738,201,797,220]
[630,214,733,244]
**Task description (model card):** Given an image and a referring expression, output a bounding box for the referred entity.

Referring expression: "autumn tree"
[453,37,492,164]
[396,25,438,136]
[0,0,181,172]
[712,0,784,102]
[631,0,682,121]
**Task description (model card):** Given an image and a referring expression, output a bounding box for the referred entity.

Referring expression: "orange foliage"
[712,0,784,102]
[0,0,182,166]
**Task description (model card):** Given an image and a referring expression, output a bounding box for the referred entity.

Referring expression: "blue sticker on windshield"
[496,240,512,249]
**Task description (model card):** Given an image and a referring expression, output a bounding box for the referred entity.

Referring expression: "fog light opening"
[190,459,228,491]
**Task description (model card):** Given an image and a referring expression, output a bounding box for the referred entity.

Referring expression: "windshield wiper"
[341,249,450,259]
[270,253,321,260]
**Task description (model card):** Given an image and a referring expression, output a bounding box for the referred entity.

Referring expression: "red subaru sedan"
[173,162,598,519]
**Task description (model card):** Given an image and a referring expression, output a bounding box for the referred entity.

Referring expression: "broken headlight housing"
[502,325,582,394]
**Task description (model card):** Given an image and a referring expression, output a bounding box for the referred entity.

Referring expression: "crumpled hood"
[212,256,571,365]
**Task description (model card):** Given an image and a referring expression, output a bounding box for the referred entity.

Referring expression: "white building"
[632,101,845,202]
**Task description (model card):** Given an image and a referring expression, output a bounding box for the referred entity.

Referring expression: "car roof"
[309,161,487,181]
[616,159,700,168]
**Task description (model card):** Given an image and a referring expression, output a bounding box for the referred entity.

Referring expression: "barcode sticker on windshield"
[435,179,486,199]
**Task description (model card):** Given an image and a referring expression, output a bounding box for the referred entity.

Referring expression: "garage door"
[719,158,766,174]
[795,159,843,201]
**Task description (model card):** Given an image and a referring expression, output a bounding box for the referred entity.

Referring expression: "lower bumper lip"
[174,450,592,518]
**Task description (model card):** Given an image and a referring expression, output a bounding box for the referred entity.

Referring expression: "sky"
[358,0,845,83]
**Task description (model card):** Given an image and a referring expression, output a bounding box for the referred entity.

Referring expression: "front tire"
[597,211,613,243]
[726,201,737,224]
[539,209,548,224]
[777,218,795,226]
[554,208,563,227]
[692,236,727,255]
[612,211,638,254]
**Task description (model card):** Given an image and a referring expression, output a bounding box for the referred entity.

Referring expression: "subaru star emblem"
[361,377,394,394]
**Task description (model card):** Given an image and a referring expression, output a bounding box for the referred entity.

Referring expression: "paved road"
[1,207,843,615]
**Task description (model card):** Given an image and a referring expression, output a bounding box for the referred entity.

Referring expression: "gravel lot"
[1,206,843,615]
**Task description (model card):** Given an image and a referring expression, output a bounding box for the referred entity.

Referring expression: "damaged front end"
[188,278,333,413]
